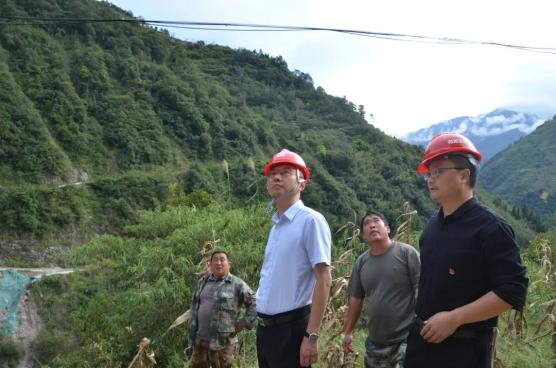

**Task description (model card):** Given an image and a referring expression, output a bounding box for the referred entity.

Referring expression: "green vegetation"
[496,225,556,368]
[31,201,555,367]
[0,0,540,254]
[27,201,379,367]
[32,202,268,367]
[0,334,22,368]
[0,0,440,251]
[0,170,170,240]
[481,116,556,226]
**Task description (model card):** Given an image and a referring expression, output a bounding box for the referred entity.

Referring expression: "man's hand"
[300,337,318,367]
[420,311,461,343]
[342,333,355,353]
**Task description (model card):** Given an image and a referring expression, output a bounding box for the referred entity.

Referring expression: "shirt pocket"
[216,292,237,333]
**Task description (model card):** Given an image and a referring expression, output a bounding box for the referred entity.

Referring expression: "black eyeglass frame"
[423,167,468,181]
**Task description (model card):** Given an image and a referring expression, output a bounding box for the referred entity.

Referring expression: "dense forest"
[0,0,541,257]
[0,0,437,251]
[480,116,556,225]
[0,0,553,367]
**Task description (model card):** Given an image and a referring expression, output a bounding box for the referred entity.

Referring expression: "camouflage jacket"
[189,273,256,350]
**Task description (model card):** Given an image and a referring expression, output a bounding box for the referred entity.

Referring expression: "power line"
[1,16,555,55]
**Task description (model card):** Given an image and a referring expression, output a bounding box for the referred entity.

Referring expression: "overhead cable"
[1,16,555,54]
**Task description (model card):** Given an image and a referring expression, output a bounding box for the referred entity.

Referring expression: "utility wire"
[1,16,555,54]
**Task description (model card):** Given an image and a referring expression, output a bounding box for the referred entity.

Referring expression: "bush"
[32,330,78,363]
[0,334,22,368]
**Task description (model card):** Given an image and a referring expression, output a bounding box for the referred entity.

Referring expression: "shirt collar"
[208,273,232,282]
[272,200,304,224]
[437,196,478,222]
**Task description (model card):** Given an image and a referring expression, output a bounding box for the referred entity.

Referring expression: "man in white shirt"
[256,149,332,368]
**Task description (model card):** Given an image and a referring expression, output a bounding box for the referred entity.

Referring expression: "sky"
[108,0,556,137]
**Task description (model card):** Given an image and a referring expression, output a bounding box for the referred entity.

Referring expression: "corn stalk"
[530,241,556,356]
[319,221,361,368]
[393,202,417,245]
[128,338,156,368]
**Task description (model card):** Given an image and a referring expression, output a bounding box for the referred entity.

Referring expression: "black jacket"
[416,197,528,330]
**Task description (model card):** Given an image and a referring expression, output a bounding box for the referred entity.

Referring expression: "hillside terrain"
[0,0,438,254]
[480,116,556,225]
[0,1,540,257]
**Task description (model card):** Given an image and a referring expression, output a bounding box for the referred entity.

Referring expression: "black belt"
[415,317,494,339]
[257,305,311,327]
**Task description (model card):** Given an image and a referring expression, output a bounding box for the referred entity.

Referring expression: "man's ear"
[298,180,307,192]
[460,168,471,185]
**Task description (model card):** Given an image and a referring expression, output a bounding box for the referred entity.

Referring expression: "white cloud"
[456,122,468,134]
[470,117,540,136]
[527,119,546,133]
[485,115,513,126]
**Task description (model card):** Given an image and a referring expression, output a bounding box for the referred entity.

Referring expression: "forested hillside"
[0,0,443,259]
[480,116,556,225]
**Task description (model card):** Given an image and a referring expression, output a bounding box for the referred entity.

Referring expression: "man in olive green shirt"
[189,250,256,368]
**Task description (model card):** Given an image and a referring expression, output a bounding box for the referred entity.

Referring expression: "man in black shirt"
[404,132,528,368]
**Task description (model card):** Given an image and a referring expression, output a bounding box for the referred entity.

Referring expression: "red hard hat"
[263,149,311,182]
[417,132,482,174]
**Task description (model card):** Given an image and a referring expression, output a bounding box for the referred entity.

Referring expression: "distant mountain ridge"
[402,109,544,162]
[480,115,556,225]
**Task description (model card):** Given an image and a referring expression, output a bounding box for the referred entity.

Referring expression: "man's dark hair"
[359,210,389,233]
[446,154,478,188]
[210,250,230,262]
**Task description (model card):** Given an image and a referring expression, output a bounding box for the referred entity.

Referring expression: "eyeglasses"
[423,167,466,181]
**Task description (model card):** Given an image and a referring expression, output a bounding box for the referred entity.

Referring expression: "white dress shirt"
[256,200,331,315]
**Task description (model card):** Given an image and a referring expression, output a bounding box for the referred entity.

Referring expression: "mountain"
[402,109,545,162]
[480,116,556,225]
[0,0,438,246]
[0,1,539,254]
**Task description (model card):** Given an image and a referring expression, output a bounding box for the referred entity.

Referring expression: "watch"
[304,331,319,343]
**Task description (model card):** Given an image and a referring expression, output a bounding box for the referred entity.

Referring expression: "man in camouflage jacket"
[189,250,256,368]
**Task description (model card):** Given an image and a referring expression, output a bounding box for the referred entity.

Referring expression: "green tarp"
[0,270,31,336]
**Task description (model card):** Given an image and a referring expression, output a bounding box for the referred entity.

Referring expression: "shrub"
[0,334,22,368]
[32,330,78,363]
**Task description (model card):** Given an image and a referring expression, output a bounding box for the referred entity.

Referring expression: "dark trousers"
[404,323,496,368]
[256,309,310,368]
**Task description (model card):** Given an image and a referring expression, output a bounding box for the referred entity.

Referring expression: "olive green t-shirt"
[348,241,420,345]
